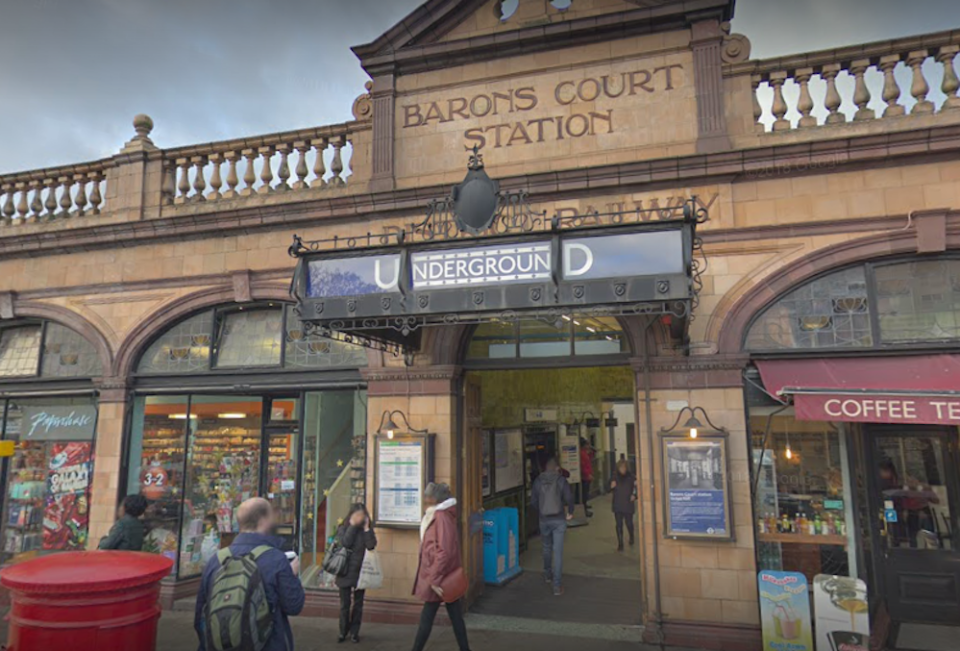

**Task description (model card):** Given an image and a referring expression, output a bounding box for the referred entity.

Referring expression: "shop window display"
[126,396,189,572]
[1,397,98,564]
[179,397,264,578]
[750,408,857,581]
[298,390,367,589]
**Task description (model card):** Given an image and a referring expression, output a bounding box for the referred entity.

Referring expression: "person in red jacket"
[579,437,595,517]
[411,482,471,651]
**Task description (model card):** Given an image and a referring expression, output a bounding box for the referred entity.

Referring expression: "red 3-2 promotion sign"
[794,393,960,426]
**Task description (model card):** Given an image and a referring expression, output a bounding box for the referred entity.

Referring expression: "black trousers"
[581,480,592,510]
[411,599,470,651]
[615,512,635,544]
[338,587,366,637]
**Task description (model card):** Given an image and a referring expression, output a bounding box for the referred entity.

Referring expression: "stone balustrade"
[160,123,362,207]
[728,30,960,132]
[0,160,111,226]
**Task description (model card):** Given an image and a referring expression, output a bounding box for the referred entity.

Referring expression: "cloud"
[0,0,953,173]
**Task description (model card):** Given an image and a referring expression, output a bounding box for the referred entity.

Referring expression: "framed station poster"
[373,433,435,529]
[660,433,733,540]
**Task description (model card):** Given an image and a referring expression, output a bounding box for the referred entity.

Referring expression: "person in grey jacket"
[531,458,574,596]
[98,494,147,551]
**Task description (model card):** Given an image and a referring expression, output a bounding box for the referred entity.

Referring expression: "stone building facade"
[1,1,959,649]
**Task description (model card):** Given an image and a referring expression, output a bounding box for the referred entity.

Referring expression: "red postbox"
[0,551,173,651]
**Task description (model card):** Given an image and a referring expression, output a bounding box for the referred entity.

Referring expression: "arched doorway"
[736,254,960,650]
[120,300,369,600]
[456,315,645,633]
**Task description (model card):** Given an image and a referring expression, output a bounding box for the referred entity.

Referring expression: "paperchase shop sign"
[296,225,691,323]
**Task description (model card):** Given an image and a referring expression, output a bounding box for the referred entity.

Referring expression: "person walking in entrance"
[411,482,471,651]
[195,497,305,651]
[531,457,575,596]
[611,459,637,551]
[579,438,595,517]
[335,503,377,643]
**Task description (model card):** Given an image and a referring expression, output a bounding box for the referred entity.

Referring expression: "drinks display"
[759,508,846,538]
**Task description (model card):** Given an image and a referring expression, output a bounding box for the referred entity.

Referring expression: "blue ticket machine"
[483,507,522,585]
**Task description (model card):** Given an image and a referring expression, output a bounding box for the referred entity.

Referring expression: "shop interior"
[466,364,641,627]
[126,389,366,584]
[748,397,959,651]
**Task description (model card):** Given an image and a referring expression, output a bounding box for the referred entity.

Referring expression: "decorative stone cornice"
[630,354,749,373]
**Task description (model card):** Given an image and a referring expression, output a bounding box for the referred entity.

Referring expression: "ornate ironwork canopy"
[289,156,707,356]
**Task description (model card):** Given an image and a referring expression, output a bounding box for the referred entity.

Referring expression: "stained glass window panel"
[745,267,872,350]
[41,323,103,378]
[875,259,960,342]
[0,326,42,377]
[138,312,214,375]
[214,309,283,368]
[283,308,367,369]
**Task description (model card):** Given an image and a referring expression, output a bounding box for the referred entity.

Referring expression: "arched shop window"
[127,302,368,585]
[136,303,367,374]
[467,316,627,360]
[0,320,102,565]
[745,256,960,351]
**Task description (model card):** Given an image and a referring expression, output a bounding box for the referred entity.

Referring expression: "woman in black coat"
[610,459,637,551]
[336,503,377,643]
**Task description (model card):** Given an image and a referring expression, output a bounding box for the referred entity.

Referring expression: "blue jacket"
[195,533,306,651]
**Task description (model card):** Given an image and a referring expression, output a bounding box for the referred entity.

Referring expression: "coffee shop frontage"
[1,0,960,648]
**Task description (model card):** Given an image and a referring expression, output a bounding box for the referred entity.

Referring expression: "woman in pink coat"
[410,482,471,651]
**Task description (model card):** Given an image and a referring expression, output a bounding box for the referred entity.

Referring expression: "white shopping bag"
[356,549,383,591]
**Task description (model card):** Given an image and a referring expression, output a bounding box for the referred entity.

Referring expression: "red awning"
[756,355,960,426]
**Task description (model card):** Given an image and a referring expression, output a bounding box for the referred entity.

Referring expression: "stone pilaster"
[369,74,397,193]
[691,20,732,154]
[360,365,461,602]
[87,377,130,549]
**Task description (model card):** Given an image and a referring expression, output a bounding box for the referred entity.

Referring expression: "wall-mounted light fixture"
[659,405,728,439]
[376,409,427,440]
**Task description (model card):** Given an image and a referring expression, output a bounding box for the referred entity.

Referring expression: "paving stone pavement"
[149,610,653,651]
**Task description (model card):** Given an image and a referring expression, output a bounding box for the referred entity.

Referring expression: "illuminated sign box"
[292,222,692,346]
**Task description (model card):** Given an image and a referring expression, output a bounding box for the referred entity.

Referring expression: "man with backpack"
[195,497,305,651]
[531,457,575,596]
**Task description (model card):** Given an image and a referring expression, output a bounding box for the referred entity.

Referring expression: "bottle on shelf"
[814,513,823,535]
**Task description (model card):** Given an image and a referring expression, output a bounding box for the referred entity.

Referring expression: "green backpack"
[203,545,274,651]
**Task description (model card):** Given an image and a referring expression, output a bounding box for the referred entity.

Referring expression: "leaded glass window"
[745,256,960,352]
[0,326,42,377]
[213,309,284,368]
[138,312,214,375]
[875,259,960,342]
[466,317,628,360]
[745,267,872,350]
[283,308,367,369]
[136,304,366,374]
[41,323,103,378]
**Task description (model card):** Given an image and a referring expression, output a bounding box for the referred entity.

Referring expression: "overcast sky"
[0,0,956,174]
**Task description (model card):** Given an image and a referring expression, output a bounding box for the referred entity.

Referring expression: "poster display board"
[661,434,732,539]
[43,442,93,551]
[481,431,492,498]
[813,575,869,651]
[374,434,434,528]
[559,432,581,485]
[493,429,524,494]
[759,571,814,651]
